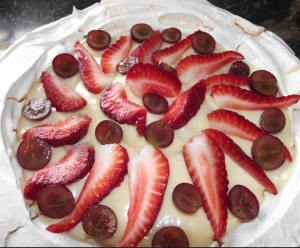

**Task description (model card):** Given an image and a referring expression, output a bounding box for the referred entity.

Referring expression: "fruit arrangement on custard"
[15,23,299,247]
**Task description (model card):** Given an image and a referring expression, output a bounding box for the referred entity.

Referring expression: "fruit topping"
[126,63,182,98]
[101,35,133,74]
[37,185,75,219]
[161,27,182,44]
[227,185,260,222]
[152,226,189,247]
[41,72,87,112]
[82,205,117,240]
[191,31,216,54]
[86,30,111,51]
[100,83,147,136]
[249,70,278,96]
[22,97,51,121]
[22,114,92,147]
[206,74,249,91]
[23,142,95,201]
[95,120,123,145]
[17,137,51,171]
[155,61,178,77]
[130,23,154,43]
[144,121,174,148]
[75,41,112,94]
[142,93,169,114]
[260,108,286,133]
[172,183,204,214]
[160,80,206,130]
[116,56,139,75]
[252,135,286,170]
[46,144,129,233]
[52,53,79,78]
[229,61,250,77]
[117,146,169,247]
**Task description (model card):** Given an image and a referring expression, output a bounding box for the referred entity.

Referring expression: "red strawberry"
[41,72,87,112]
[211,84,300,110]
[46,144,129,233]
[203,129,277,195]
[74,41,112,94]
[183,133,228,240]
[131,30,163,64]
[22,114,92,147]
[117,146,169,247]
[176,51,245,84]
[152,33,193,65]
[100,82,147,135]
[24,142,95,201]
[160,80,206,130]
[126,63,182,98]
[206,74,249,91]
[101,35,133,74]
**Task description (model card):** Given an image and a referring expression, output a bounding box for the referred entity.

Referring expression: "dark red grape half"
[229,61,250,77]
[249,70,278,96]
[17,137,51,170]
[95,120,123,145]
[22,97,52,121]
[130,24,154,43]
[116,56,139,75]
[52,53,79,78]
[82,205,117,240]
[161,27,182,44]
[192,31,216,54]
[144,121,174,148]
[152,226,189,247]
[87,30,111,51]
[37,185,75,219]
[142,93,169,115]
[155,61,178,77]
[227,185,259,222]
[260,108,286,133]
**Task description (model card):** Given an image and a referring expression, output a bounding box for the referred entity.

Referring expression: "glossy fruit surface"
[52,53,79,78]
[22,97,51,121]
[249,70,278,96]
[191,31,216,54]
[229,61,250,77]
[155,61,178,77]
[130,23,154,43]
[142,93,169,114]
[86,30,111,51]
[116,56,139,75]
[152,226,189,247]
[95,120,123,145]
[260,108,286,133]
[144,121,174,148]
[161,27,182,44]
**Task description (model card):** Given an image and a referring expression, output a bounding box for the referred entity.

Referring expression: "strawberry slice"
[207,109,292,162]
[101,35,133,74]
[152,33,193,65]
[46,144,129,233]
[131,30,163,64]
[211,84,300,110]
[183,133,228,240]
[206,74,249,91]
[160,80,206,130]
[41,72,87,112]
[126,63,182,98]
[100,82,147,135]
[203,129,277,195]
[117,146,169,247]
[24,142,95,201]
[176,51,245,84]
[74,41,112,94]
[22,114,92,147]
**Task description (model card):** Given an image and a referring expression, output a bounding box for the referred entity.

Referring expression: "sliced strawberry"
[176,51,245,84]
[126,63,182,98]
[100,83,147,135]
[41,72,87,112]
[46,144,129,233]
[203,129,277,195]
[211,84,300,110]
[117,146,169,247]
[160,80,206,130]
[24,142,95,201]
[131,30,163,64]
[152,33,193,65]
[22,114,92,147]
[183,133,228,239]
[206,74,249,91]
[74,41,112,94]
[101,35,133,74]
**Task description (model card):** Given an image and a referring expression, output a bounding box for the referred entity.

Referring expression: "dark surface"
[0,0,300,58]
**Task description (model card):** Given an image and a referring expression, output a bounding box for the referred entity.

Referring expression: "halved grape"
[251,135,286,170]
[116,56,139,75]
[152,226,189,247]
[95,120,123,145]
[144,121,174,148]
[22,97,52,121]
[37,185,75,219]
[130,23,154,43]
[52,53,79,78]
[155,61,178,77]
[229,61,250,77]
[82,205,117,240]
[17,137,51,170]
[227,185,259,222]
[172,183,203,214]
[192,31,216,54]
[260,108,286,133]
[249,70,278,96]
[162,27,182,44]
[143,93,169,115]
[87,30,111,51]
